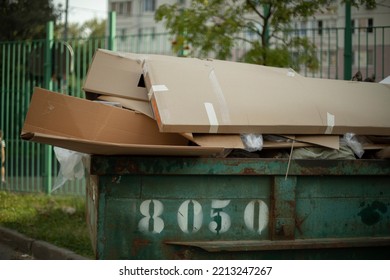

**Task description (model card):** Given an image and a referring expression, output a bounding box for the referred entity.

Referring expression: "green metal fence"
[0,30,109,195]
[1,20,389,195]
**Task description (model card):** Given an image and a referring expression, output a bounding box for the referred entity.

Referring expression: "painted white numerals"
[137,199,268,235]
[138,200,164,233]
[244,200,269,235]
[177,200,203,233]
[209,200,231,234]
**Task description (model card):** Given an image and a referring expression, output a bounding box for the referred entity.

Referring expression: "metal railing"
[1,19,389,195]
[0,36,109,195]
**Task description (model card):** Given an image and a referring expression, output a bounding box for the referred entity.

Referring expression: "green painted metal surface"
[86,157,390,260]
[44,21,54,193]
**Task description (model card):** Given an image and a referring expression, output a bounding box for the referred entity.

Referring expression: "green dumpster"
[86,156,390,259]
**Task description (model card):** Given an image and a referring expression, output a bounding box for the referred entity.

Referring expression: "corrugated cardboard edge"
[21,132,224,156]
[184,133,340,150]
[97,95,154,119]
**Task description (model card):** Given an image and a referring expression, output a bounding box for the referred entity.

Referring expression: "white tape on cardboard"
[325,112,335,134]
[208,68,231,124]
[287,68,296,77]
[204,102,219,133]
[142,63,148,75]
[152,85,169,92]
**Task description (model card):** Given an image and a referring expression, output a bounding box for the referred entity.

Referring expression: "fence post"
[108,11,116,51]
[343,0,352,80]
[44,21,54,194]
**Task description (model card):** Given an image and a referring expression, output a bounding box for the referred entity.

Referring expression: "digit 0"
[177,200,203,233]
[244,200,269,234]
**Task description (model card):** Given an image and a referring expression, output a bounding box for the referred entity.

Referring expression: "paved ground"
[0,226,89,260]
[0,241,33,260]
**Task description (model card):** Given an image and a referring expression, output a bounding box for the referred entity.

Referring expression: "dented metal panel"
[86,157,390,259]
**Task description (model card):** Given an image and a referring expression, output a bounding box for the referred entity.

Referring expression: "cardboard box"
[21,87,223,156]
[144,57,390,135]
[83,50,148,101]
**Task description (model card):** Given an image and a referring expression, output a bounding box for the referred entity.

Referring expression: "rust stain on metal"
[109,158,143,175]
[172,249,194,260]
[242,167,257,175]
[131,239,150,256]
[287,200,296,208]
[295,213,311,236]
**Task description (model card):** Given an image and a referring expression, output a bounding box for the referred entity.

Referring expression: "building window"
[121,28,127,41]
[352,18,374,33]
[127,1,132,15]
[318,20,323,35]
[353,50,374,67]
[367,18,373,33]
[119,2,124,14]
[321,50,337,66]
[299,21,307,36]
[110,1,132,16]
[143,0,156,12]
[111,2,117,13]
[138,27,156,40]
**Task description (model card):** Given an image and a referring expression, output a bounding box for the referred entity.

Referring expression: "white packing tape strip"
[325,112,335,134]
[208,69,231,124]
[204,102,219,133]
[152,85,169,92]
[287,68,296,77]
[143,63,148,75]
[148,85,169,100]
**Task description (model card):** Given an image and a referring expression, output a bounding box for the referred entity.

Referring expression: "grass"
[0,191,94,259]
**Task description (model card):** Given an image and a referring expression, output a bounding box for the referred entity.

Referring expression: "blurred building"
[108,0,390,79]
[292,0,390,79]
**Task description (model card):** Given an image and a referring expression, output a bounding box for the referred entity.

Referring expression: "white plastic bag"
[343,133,364,158]
[52,147,87,192]
[240,133,263,152]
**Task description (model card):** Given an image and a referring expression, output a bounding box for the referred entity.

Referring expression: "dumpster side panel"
[89,157,390,259]
[296,176,390,239]
[97,175,272,259]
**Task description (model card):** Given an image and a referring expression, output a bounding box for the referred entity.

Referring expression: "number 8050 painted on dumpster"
[138,199,269,235]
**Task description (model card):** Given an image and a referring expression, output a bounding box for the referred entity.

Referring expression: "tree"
[55,18,107,40]
[155,0,376,70]
[0,0,61,41]
[82,18,106,39]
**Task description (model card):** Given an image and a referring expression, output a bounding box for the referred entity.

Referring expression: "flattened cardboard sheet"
[144,56,390,135]
[22,132,224,156]
[21,88,192,155]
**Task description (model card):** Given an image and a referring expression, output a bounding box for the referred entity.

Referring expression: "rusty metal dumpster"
[86,156,390,259]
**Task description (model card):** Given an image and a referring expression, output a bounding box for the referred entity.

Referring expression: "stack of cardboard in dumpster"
[21,49,390,158]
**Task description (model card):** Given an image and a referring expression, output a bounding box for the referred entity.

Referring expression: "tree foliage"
[55,18,107,40]
[0,0,61,41]
[155,0,376,70]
